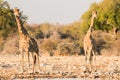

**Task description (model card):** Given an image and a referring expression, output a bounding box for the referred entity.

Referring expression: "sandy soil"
[0,54,120,80]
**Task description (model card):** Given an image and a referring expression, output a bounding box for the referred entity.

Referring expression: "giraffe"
[83,11,97,73]
[13,8,40,73]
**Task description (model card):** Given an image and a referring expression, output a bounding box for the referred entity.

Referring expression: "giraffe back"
[28,37,39,54]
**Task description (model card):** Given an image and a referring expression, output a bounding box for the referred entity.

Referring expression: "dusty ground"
[0,54,120,80]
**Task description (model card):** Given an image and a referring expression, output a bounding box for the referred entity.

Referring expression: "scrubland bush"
[40,39,57,56]
[93,30,120,56]
[0,37,5,52]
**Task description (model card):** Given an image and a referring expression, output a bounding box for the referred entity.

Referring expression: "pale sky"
[5,0,102,24]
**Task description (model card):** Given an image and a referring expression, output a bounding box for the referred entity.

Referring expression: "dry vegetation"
[0,0,120,79]
[0,18,120,80]
[1,26,120,56]
[0,27,120,79]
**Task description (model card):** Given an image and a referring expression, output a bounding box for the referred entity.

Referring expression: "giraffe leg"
[37,54,40,73]
[84,50,89,73]
[89,50,93,73]
[32,57,35,74]
[89,56,92,73]
[93,51,96,72]
[28,52,31,73]
[84,50,87,72]
[22,53,24,73]
[92,50,96,79]
[85,52,87,70]
[33,54,37,74]
[22,52,25,73]
[90,55,93,73]
[88,48,92,73]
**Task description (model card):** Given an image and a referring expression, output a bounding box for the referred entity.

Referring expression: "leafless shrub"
[1,35,19,55]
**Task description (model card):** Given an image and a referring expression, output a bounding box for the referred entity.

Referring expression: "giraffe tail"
[34,55,37,65]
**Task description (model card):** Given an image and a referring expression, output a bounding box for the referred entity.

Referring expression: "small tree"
[0,0,27,37]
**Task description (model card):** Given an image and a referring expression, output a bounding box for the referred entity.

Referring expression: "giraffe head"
[92,11,97,18]
[13,7,20,17]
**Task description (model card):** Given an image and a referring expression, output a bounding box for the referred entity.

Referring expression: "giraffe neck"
[90,16,95,28]
[86,16,95,38]
[15,16,28,36]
